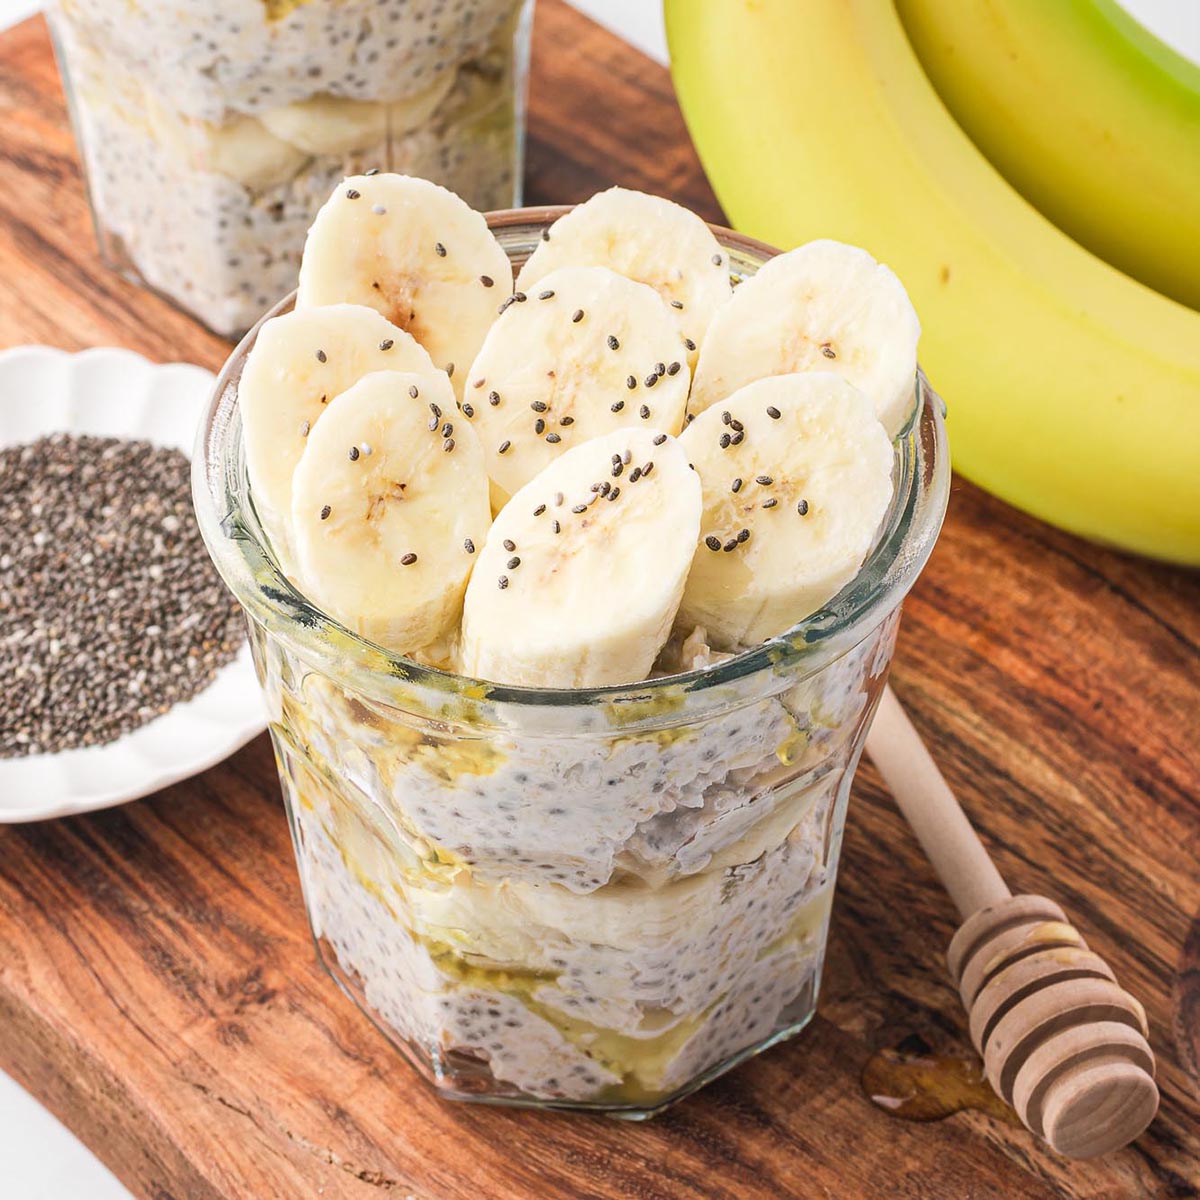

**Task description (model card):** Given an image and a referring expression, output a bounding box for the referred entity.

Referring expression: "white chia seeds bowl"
[193,211,950,1115]
[0,346,265,822]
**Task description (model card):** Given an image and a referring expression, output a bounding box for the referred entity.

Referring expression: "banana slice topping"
[516,186,731,369]
[460,427,701,688]
[463,265,691,508]
[240,303,437,563]
[290,370,491,655]
[679,373,895,649]
[690,240,920,436]
[297,173,512,398]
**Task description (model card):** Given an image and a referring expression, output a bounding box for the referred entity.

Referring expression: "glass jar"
[47,0,534,339]
[193,211,950,1115]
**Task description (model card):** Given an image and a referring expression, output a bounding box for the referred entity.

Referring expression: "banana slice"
[678,372,894,649]
[259,96,387,157]
[290,370,491,655]
[463,265,691,507]
[240,303,436,561]
[689,240,921,437]
[147,100,309,191]
[259,72,457,156]
[460,427,701,688]
[296,173,511,398]
[206,117,311,190]
[515,187,731,369]
[388,70,459,134]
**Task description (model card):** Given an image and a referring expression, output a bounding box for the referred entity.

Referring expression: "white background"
[0,0,1195,1197]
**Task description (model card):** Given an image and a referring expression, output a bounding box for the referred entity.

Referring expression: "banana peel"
[896,0,1200,313]
[666,0,1200,564]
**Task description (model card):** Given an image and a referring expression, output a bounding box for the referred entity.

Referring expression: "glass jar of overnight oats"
[47,0,533,339]
[193,213,949,1115]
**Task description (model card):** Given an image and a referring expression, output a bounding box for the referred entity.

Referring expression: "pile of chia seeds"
[0,433,244,758]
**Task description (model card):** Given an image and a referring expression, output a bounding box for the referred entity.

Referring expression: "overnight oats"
[48,0,532,337]
[194,175,949,1113]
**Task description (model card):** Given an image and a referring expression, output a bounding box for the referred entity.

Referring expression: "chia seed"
[0,434,242,758]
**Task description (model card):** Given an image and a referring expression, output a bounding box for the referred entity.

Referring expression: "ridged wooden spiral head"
[947,895,1158,1159]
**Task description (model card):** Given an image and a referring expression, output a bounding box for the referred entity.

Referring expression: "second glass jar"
[48,0,534,337]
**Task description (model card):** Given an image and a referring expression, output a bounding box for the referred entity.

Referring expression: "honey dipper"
[864,685,1158,1158]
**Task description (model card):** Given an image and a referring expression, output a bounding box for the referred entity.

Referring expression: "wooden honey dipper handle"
[866,685,1009,918]
[864,685,1159,1159]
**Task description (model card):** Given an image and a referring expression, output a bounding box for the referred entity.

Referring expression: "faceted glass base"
[313,924,823,1118]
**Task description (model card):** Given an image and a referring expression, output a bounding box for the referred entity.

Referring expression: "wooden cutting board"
[0,5,1197,1197]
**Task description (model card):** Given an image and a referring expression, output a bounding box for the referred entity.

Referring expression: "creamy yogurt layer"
[253,604,895,1105]
[284,619,889,893]
[281,733,837,1104]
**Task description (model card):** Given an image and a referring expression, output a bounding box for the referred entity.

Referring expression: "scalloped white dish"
[0,345,266,823]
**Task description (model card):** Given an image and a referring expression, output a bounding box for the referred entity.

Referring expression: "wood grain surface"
[1,5,1198,1197]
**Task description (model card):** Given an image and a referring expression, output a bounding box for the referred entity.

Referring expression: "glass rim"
[192,206,950,720]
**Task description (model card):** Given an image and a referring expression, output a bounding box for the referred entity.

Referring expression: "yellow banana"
[895,0,1200,313]
[665,0,1200,564]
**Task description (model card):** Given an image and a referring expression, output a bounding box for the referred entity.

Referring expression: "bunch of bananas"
[666,0,1200,564]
